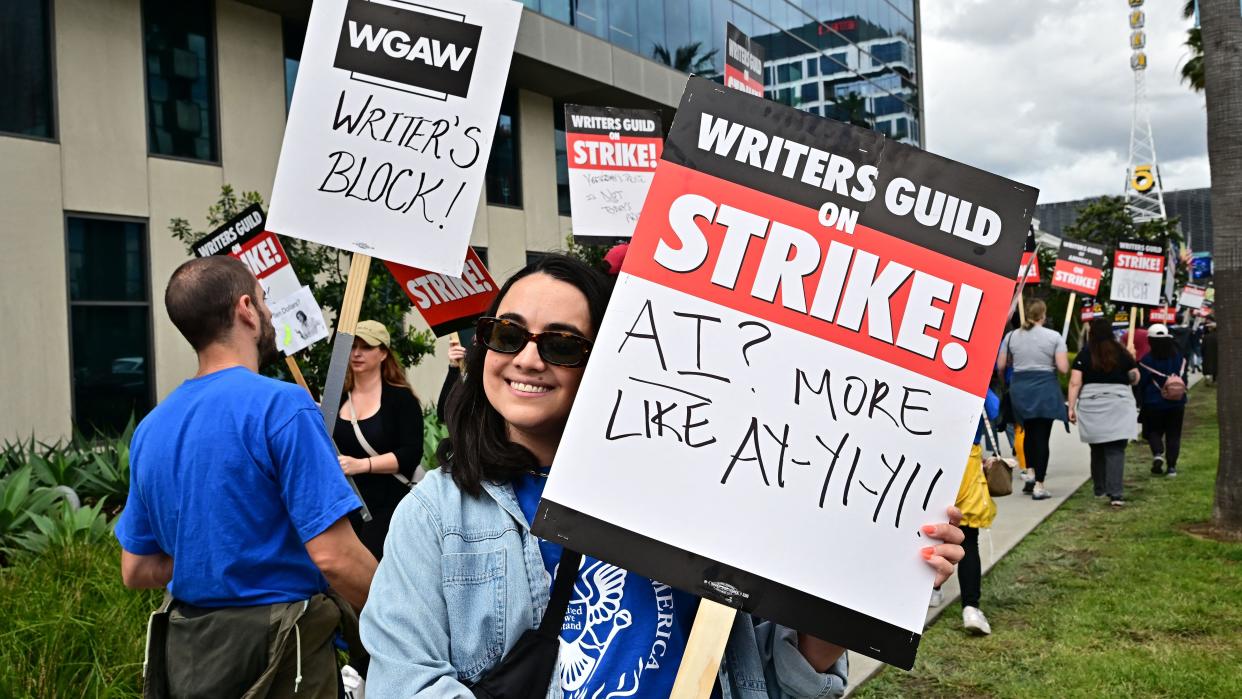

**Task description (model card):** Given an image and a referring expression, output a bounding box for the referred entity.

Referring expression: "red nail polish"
[921,525,935,535]
[921,547,933,559]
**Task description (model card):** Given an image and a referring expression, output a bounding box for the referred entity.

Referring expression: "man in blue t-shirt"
[115,256,377,697]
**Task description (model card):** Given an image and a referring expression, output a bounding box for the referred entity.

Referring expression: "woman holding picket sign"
[359,254,965,698]
[996,300,1069,501]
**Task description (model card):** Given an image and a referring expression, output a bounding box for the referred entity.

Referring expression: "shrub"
[0,467,66,562]
[0,540,157,697]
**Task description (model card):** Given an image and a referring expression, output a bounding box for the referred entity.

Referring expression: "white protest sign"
[267,0,522,274]
[270,286,330,355]
[1110,239,1164,306]
[533,78,1036,670]
[564,104,663,241]
[1178,284,1206,309]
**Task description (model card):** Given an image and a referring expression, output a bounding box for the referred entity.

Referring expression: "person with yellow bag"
[930,389,1000,636]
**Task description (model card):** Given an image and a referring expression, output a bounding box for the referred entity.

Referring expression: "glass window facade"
[282,17,305,114]
[67,217,153,437]
[554,103,570,216]
[527,0,922,146]
[143,0,218,161]
[0,0,55,138]
[486,91,522,207]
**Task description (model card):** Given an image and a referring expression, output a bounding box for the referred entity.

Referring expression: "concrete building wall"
[1,1,682,440]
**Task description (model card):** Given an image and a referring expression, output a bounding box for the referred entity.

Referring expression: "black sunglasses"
[475,316,593,367]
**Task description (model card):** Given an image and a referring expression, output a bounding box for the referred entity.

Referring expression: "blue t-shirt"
[115,367,360,607]
[513,469,702,698]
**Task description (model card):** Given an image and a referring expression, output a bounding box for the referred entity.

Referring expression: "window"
[143,0,218,161]
[870,41,906,66]
[67,216,153,436]
[873,95,906,116]
[820,53,849,75]
[554,103,570,216]
[776,62,801,83]
[1,0,55,138]
[485,91,521,207]
[282,17,306,114]
[806,58,817,77]
[800,82,820,103]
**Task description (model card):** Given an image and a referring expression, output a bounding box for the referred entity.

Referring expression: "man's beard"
[257,318,281,367]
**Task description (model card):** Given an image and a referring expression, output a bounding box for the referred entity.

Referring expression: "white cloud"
[920,0,1209,204]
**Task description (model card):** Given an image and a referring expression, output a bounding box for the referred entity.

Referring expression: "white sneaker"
[1019,468,1034,483]
[929,588,943,607]
[963,606,992,635]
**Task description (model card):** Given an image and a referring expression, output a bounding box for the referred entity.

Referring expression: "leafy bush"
[13,501,113,556]
[0,467,67,561]
[0,420,132,513]
[0,539,158,697]
[423,408,448,470]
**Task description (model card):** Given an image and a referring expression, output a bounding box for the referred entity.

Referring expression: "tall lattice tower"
[1124,0,1167,223]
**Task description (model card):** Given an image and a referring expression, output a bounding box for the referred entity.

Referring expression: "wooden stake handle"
[337,254,372,334]
[1017,289,1026,326]
[671,600,736,698]
[1127,307,1137,351]
[284,355,310,393]
[1061,292,1077,340]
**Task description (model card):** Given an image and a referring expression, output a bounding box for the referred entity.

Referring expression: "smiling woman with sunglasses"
[359,254,964,698]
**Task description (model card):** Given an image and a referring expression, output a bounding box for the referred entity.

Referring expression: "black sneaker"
[1166,467,1178,478]
[1151,454,1165,475]
[1023,481,1035,494]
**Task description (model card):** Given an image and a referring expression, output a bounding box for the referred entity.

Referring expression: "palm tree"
[651,42,719,75]
[1200,0,1242,535]
[1180,0,1204,92]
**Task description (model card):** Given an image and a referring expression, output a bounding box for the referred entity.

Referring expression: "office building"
[1,0,923,439]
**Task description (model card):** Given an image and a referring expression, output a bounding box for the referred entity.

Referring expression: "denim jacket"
[360,468,848,698]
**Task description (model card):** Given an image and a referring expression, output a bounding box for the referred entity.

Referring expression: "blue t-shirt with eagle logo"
[514,468,711,698]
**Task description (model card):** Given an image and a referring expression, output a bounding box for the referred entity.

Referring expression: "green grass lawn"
[856,384,1242,698]
[0,540,160,698]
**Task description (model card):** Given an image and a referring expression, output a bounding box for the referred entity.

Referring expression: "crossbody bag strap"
[537,549,584,640]
[347,393,413,488]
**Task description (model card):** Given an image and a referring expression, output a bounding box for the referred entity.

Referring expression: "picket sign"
[317,253,374,522]
[671,600,737,698]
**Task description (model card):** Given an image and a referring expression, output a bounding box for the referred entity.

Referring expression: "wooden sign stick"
[670,600,736,698]
[318,253,374,522]
[1127,307,1138,353]
[1061,292,1077,340]
[284,355,310,393]
[1017,289,1026,326]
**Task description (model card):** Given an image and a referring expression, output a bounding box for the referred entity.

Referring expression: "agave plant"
[13,500,113,556]
[0,466,66,559]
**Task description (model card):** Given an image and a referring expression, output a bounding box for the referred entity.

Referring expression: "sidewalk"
[843,415,1094,694]
[844,373,1202,693]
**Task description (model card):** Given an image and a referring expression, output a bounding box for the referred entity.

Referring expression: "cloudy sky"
[919,0,1209,204]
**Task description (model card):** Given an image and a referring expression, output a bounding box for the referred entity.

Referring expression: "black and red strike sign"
[191,203,301,300]
[533,77,1036,671]
[724,22,765,96]
[1051,238,1107,296]
[1018,229,1040,283]
[386,247,497,336]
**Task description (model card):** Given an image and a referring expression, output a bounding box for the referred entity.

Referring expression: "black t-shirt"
[1073,346,1137,385]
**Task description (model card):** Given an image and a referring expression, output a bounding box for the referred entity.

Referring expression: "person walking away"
[996,300,1068,501]
[1138,324,1188,477]
[359,255,967,697]
[115,257,377,697]
[334,320,424,561]
[930,390,1000,636]
[1068,319,1140,507]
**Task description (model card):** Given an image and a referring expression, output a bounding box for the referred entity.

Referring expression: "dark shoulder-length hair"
[437,254,613,496]
[1087,318,1123,373]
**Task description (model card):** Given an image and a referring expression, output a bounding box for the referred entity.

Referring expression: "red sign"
[1053,260,1102,296]
[1080,302,1103,322]
[1018,252,1040,283]
[386,247,498,336]
[1148,307,1177,324]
